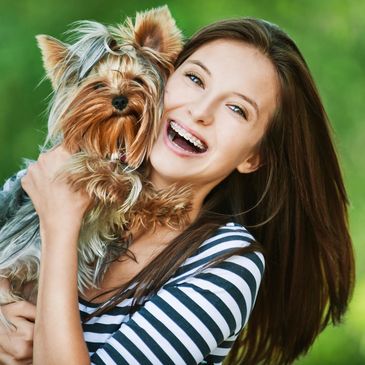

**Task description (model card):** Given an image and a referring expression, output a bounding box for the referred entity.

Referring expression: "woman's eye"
[228,105,247,119]
[185,73,204,88]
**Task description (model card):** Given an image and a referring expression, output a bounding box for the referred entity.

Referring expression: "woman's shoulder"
[209,221,256,245]
[165,221,265,287]
[195,221,261,259]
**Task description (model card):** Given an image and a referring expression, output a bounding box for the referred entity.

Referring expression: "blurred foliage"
[0,0,364,363]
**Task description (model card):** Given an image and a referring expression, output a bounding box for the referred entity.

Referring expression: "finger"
[48,144,71,156]
[20,167,35,194]
[13,302,36,322]
[0,351,15,364]
[39,146,71,174]
[0,350,32,365]
[1,302,36,322]
[10,317,35,337]
[0,323,34,360]
[20,176,30,195]
[59,143,77,155]
[0,319,34,360]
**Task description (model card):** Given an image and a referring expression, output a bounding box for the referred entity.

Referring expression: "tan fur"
[133,6,183,61]
[0,8,192,318]
[44,7,192,244]
[36,35,69,89]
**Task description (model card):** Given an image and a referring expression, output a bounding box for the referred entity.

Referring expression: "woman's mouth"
[165,120,208,154]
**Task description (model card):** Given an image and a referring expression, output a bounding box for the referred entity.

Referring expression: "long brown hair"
[84,18,355,365]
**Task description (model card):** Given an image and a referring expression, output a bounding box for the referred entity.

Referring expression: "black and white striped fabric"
[79,222,264,365]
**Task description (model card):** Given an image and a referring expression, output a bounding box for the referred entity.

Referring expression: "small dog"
[0,5,192,324]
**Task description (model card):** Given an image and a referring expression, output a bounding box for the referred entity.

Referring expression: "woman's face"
[149,39,279,191]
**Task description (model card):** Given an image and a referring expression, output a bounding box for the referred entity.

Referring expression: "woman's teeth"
[169,121,206,151]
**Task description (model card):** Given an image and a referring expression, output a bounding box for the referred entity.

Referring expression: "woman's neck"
[149,175,213,223]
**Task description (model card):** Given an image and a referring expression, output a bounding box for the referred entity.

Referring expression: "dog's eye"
[133,77,145,86]
[108,39,117,51]
[94,82,106,90]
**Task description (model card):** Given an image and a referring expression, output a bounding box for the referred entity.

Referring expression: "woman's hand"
[20,145,90,237]
[0,301,36,365]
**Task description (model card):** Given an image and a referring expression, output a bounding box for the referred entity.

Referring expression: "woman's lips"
[169,119,208,149]
[163,119,209,157]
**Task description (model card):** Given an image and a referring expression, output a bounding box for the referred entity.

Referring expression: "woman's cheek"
[164,79,191,108]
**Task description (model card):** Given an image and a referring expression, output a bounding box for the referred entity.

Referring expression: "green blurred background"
[0,0,364,363]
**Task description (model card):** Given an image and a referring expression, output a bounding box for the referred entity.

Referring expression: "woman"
[0,17,354,365]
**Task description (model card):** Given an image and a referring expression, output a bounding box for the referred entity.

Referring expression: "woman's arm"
[21,146,91,365]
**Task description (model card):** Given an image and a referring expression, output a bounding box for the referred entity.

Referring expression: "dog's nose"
[112,95,128,111]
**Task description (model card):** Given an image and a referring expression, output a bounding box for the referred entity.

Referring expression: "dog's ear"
[132,5,183,65]
[36,35,69,89]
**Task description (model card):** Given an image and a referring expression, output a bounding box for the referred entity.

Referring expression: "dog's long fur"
[0,6,193,323]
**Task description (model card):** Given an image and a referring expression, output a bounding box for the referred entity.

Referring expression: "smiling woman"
[0,15,354,365]
[150,39,278,193]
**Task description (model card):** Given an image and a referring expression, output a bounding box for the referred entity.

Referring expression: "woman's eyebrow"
[185,60,211,76]
[233,92,259,117]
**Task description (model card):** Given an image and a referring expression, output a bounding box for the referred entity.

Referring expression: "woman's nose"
[188,96,214,126]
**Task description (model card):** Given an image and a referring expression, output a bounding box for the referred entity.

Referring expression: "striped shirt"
[79,222,265,365]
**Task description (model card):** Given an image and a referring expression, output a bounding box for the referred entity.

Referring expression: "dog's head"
[38,6,182,168]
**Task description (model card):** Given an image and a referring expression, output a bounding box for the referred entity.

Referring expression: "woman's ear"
[236,153,261,174]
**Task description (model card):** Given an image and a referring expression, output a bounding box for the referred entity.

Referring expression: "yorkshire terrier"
[0,5,193,326]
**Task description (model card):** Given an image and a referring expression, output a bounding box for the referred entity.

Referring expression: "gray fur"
[0,164,140,300]
[67,21,114,80]
[0,22,140,310]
